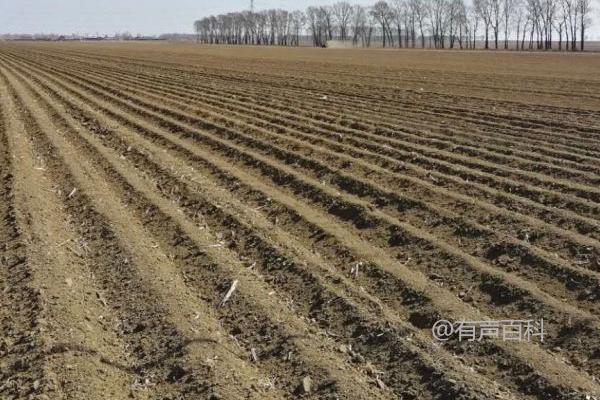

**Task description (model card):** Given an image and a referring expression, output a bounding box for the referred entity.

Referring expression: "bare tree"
[521,13,531,48]
[192,0,595,51]
[372,1,395,47]
[502,0,516,48]
[455,0,469,48]
[427,0,450,47]
[290,10,305,45]
[307,6,326,46]
[490,0,501,48]
[366,7,377,46]
[514,0,527,49]
[466,4,480,48]
[560,0,584,49]
[392,0,407,47]
[322,6,336,40]
[578,0,592,50]
[193,20,202,43]
[541,0,557,49]
[351,5,367,44]
[333,2,354,40]
[475,0,493,48]
[448,0,466,48]
[553,4,566,48]
[410,0,429,47]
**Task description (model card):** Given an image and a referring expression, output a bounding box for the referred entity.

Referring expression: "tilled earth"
[0,42,599,400]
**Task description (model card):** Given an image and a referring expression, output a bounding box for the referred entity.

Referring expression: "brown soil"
[0,42,599,400]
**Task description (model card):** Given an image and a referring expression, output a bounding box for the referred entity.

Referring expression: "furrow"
[2,49,596,396]
[0,75,50,400]
[1,47,515,400]
[11,52,600,326]
[16,48,600,170]
[10,50,600,241]
[24,54,600,314]
[0,59,285,400]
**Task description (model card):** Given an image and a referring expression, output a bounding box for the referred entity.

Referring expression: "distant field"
[323,39,600,51]
[0,42,599,400]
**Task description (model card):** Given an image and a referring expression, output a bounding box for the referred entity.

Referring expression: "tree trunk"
[558,28,562,50]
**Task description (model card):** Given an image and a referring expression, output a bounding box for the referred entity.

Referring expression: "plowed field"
[0,42,599,400]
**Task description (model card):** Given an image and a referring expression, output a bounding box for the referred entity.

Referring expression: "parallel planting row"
[0,42,598,400]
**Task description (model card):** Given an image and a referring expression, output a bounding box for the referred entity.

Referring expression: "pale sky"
[2,0,599,38]
[1,0,364,36]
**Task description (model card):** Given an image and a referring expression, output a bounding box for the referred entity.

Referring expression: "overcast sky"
[1,0,360,35]
[2,0,599,37]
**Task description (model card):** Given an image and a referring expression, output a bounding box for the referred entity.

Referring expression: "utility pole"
[250,0,254,12]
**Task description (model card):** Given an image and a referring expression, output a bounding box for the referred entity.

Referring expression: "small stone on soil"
[301,376,312,394]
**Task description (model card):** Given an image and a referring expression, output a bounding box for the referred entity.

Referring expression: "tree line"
[194,0,594,50]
